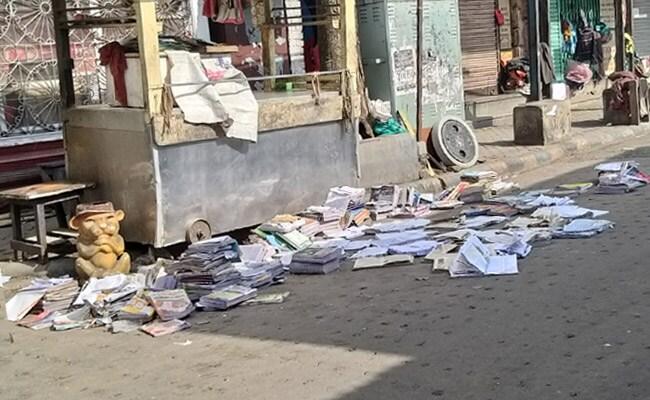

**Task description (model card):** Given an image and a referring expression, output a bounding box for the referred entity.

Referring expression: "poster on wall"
[392,47,417,95]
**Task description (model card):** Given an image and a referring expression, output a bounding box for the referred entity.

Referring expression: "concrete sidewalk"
[411,99,648,192]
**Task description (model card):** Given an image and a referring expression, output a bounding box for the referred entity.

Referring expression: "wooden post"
[625,0,633,70]
[262,0,276,90]
[341,0,360,117]
[52,0,75,109]
[416,0,424,140]
[615,0,625,71]
[133,0,163,116]
[527,0,541,101]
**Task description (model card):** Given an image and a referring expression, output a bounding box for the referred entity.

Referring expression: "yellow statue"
[69,202,131,281]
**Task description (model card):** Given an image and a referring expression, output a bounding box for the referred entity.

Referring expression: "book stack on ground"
[42,278,79,313]
[236,260,286,288]
[167,236,242,300]
[289,247,343,275]
[146,289,195,321]
[198,285,258,310]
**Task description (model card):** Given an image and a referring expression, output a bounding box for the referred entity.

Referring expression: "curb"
[405,123,649,193]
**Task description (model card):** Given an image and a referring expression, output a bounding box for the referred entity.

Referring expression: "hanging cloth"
[215,0,245,24]
[202,0,218,18]
[99,42,128,106]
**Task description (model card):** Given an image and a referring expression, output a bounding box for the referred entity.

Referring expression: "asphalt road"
[209,144,650,400]
[3,138,650,399]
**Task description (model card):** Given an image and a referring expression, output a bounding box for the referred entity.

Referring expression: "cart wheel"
[430,116,479,168]
[186,219,211,243]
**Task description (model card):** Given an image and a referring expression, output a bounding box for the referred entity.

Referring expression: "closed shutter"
[458,0,499,94]
[633,0,650,57]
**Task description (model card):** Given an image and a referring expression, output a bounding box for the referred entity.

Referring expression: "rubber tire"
[186,219,212,243]
[430,116,479,169]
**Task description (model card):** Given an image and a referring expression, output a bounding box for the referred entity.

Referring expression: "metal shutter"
[458,0,499,93]
[633,0,650,57]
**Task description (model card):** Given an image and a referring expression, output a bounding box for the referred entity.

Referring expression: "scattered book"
[141,319,191,337]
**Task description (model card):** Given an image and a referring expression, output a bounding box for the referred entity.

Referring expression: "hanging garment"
[215,0,245,24]
[202,0,218,18]
[302,0,320,72]
[540,42,555,85]
[495,9,505,26]
[99,42,128,106]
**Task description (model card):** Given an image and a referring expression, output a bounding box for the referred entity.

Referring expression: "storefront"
[458,0,500,94]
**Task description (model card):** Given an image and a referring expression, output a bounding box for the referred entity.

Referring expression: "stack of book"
[299,217,322,237]
[235,260,286,288]
[289,247,343,274]
[167,236,242,300]
[117,294,155,323]
[324,186,366,210]
[41,278,79,313]
[367,185,401,220]
[146,289,195,321]
[198,285,258,310]
[299,206,346,237]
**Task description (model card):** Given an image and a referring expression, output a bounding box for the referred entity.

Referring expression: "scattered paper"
[242,291,291,305]
[353,255,414,270]
[449,236,518,278]
[388,240,439,257]
[5,290,46,322]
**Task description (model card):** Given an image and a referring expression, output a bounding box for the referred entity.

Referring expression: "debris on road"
[3,163,639,336]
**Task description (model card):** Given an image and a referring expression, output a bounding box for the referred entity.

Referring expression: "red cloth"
[304,37,321,73]
[495,9,505,26]
[202,0,217,18]
[99,42,128,106]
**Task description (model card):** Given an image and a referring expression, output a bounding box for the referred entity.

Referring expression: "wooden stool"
[0,182,93,264]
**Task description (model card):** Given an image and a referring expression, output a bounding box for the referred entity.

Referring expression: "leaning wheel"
[186,219,212,243]
[430,116,479,168]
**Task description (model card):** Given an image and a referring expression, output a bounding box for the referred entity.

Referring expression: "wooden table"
[0,182,93,264]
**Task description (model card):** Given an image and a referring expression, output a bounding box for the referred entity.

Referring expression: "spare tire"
[430,116,479,168]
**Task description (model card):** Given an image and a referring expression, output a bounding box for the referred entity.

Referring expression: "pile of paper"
[198,285,257,310]
[146,289,195,321]
[289,247,342,274]
[258,214,306,233]
[367,185,401,220]
[595,161,650,194]
[324,186,366,210]
[553,219,614,238]
[298,206,346,237]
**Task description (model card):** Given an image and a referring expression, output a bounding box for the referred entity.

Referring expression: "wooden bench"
[0,182,93,264]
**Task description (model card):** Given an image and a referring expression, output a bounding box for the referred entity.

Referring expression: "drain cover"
[430,116,478,168]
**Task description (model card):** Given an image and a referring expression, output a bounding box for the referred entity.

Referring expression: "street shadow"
[181,145,650,399]
[572,120,608,128]
[479,140,517,147]
[5,146,650,398]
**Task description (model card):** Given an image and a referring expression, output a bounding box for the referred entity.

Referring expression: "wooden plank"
[152,93,345,145]
[133,0,163,116]
[52,0,75,108]
[0,182,90,201]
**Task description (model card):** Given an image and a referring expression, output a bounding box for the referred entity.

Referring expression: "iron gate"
[0,0,191,138]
